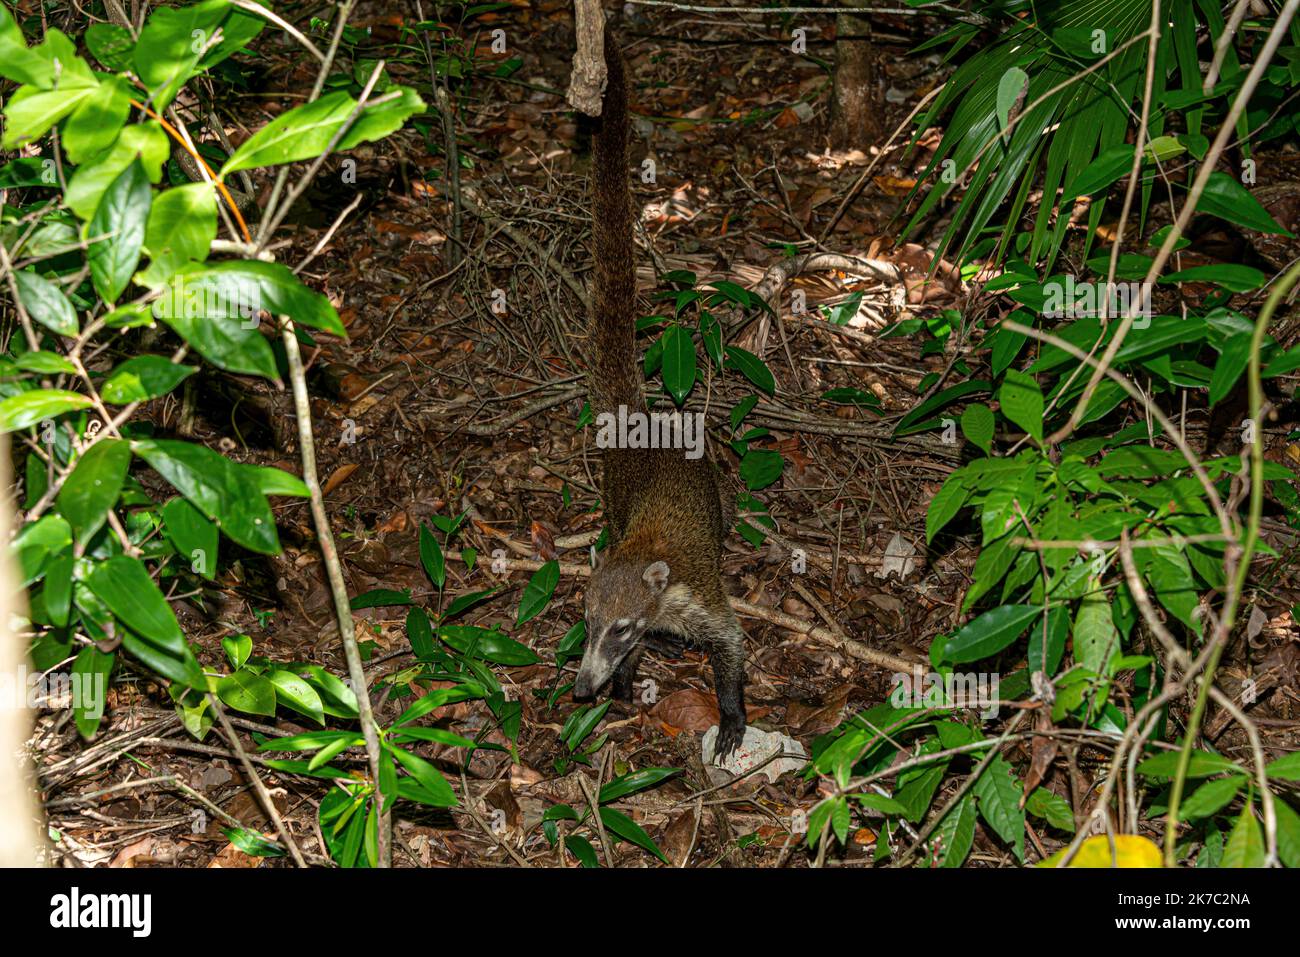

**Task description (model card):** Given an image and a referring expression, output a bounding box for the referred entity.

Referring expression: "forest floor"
[35,3,1300,868]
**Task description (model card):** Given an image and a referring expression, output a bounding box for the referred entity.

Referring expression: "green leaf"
[1197,171,1291,235]
[565,835,600,867]
[389,744,458,807]
[132,438,280,554]
[926,474,971,544]
[1061,143,1134,203]
[894,380,991,436]
[11,514,71,587]
[84,22,135,72]
[71,645,113,739]
[101,355,197,404]
[1274,799,1300,869]
[598,767,681,804]
[135,182,217,289]
[1178,775,1245,822]
[660,324,696,405]
[995,67,1028,130]
[1221,806,1265,868]
[0,6,51,86]
[516,560,558,626]
[1,80,98,150]
[419,522,445,588]
[133,0,230,111]
[222,634,252,670]
[216,669,277,717]
[13,270,78,337]
[65,122,169,220]
[739,448,783,491]
[1264,751,1300,781]
[1163,264,1266,293]
[62,74,131,165]
[162,497,218,579]
[1208,332,1252,408]
[1137,749,1241,780]
[598,806,668,863]
[1025,787,1075,832]
[933,793,977,867]
[998,369,1043,443]
[941,604,1041,664]
[15,351,76,375]
[1073,585,1117,676]
[245,465,310,498]
[960,403,995,454]
[87,555,203,686]
[0,389,93,433]
[153,259,346,341]
[221,87,428,177]
[57,438,131,542]
[439,625,539,666]
[973,755,1024,860]
[349,588,412,610]
[723,345,775,396]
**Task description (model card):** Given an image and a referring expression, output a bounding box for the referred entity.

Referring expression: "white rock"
[701,725,808,782]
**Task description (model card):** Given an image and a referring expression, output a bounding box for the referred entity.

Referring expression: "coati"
[572,24,749,762]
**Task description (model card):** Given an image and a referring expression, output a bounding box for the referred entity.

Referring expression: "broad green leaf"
[134,0,230,111]
[739,448,783,491]
[599,806,668,863]
[1265,751,1300,781]
[439,625,539,666]
[87,554,203,686]
[13,270,78,337]
[132,438,280,554]
[1221,807,1265,868]
[11,514,72,587]
[153,259,346,340]
[71,645,113,739]
[1208,332,1252,407]
[0,389,93,433]
[1,79,98,149]
[216,670,277,717]
[419,522,445,588]
[84,22,135,72]
[1137,749,1242,780]
[162,497,218,579]
[101,355,197,404]
[65,122,169,220]
[1274,799,1300,869]
[88,160,151,305]
[389,744,458,807]
[995,67,1028,130]
[1178,775,1245,822]
[222,634,252,670]
[723,345,775,396]
[599,768,681,804]
[1073,585,1117,676]
[57,438,131,542]
[998,369,1043,443]
[0,6,51,86]
[926,475,970,544]
[15,351,75,375]
[933,793,977,867]
[1163,264,1266,293]
[1025,787,1075,832]
[136,182,217,289]
[63,74,131,165]
[221,87,427,177]
[941,604,1040,664]
[516,560,558,626]
[267,668,324,726]
[660,324,696,405]
[1197,171,1290,235]
[972,755,1025,860]
[960,403,995,453]
[1061,143,1134,203]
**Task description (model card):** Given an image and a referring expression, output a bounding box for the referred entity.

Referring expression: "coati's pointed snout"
[573,647,617,700]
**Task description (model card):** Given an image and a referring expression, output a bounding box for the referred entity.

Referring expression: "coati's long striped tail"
[590,23,642,418]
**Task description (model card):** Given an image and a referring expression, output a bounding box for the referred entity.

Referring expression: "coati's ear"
[643,560,670,592]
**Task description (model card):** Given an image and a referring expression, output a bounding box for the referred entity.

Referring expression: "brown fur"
[576,23,748,761]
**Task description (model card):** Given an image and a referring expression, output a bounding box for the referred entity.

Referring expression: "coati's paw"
[713,719,745,765]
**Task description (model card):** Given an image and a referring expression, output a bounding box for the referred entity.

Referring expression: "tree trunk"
[830,13,880,150]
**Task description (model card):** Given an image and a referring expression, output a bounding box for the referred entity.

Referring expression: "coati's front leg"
[611,644,646,703]
[710,629,747,762]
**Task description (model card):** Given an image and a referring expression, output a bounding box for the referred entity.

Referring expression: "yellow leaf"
[1039,835,1162,868]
